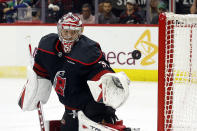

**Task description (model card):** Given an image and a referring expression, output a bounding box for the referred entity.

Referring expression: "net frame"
[158,12,197,131]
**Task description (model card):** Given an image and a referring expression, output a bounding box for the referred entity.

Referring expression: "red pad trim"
[29,44,32,56]
[20,86,26,109]
[91,70,113,81]
[97,84,103,102]
[82,125,87,129]
[18,80,28,109]
[103,120,126,130]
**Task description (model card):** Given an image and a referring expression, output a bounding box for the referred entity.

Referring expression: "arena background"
[0,24,158,81]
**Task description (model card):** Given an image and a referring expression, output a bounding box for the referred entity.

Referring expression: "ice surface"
[0,78,157,131]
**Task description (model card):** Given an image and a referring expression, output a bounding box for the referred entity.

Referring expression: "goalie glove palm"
[87,72,130,109]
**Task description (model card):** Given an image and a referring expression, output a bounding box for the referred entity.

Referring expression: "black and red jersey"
[33,33,114,110]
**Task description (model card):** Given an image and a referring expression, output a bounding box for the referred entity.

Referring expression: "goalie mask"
[57,12,83,53]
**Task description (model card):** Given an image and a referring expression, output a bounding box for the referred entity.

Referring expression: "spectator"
[0,2,8,23]
[137,3,146,23]
[79,3,95,24]
[31,7,41,23]
[47,2,60,23]
[151,1,167,24]
[30,0,41,22]
[55,0,80,17]
[190,0,197,14]
[176,0,190,14]
[119,0,144,24]
[146,0,159,24]
[98,0,118,24]
[46,0,81,23]
[3,0,31,23]
[98,1,104,15]
[2,1,15,23]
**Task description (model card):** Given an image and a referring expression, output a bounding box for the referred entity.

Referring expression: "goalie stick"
[28,43,46,131]
[37,101,46,131]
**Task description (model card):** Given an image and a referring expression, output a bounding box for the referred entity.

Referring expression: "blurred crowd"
[0,0,197,24]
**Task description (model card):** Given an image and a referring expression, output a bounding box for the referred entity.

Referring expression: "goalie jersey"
[33,33,114,110]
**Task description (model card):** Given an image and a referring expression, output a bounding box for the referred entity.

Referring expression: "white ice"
[0,78,157,131]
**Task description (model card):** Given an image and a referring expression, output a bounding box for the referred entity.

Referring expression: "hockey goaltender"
[18,12,137,131]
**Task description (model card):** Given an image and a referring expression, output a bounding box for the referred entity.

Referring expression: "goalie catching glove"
[82,71,130,126]
[87,71,130,109]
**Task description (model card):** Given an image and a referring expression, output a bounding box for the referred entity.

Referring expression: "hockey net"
[158,13,197,131]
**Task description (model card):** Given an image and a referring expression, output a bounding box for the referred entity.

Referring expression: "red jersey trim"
[64,49,103,65]
[91,70,113,81]
[38,43,103,65]
[34,62,48,73]
[64,105,80,111]
[55,40,61,52]
[37,48,56,55]
[33,67,49,78]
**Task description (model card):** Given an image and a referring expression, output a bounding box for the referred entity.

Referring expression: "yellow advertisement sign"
[134,29,158,66]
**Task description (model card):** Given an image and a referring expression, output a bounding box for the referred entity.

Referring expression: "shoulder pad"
[38,33,59,52]
[67,35,103,65]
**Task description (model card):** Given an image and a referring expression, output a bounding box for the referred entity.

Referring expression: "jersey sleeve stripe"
[64,49,103,65]
[33,67,50,78]
[91,70,113,81]
[34,63,48,73]
[37,48,56,55]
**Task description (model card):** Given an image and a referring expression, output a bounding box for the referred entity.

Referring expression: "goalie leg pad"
[78,111,118,131]
[78,111,140,131]
[18,66,52,111]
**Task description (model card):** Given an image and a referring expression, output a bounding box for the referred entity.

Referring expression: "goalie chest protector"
[34,33,107,110]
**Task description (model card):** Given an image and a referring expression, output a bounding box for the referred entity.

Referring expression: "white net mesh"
[164,13,197,131]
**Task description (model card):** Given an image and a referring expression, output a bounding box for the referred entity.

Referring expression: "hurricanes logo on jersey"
[53,71,66,96]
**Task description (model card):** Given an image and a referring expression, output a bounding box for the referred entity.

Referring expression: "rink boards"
[0,24,158,81]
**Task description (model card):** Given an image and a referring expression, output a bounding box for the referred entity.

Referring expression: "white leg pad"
[78,111,118,131]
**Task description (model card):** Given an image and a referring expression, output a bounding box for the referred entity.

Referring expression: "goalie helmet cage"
[158,13,197,131]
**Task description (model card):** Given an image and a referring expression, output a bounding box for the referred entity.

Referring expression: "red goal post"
[158,12,197,131]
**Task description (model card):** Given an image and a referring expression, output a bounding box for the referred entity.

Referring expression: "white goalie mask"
[57,12,83,53]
